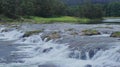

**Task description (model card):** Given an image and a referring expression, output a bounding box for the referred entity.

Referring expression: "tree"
[105,2,120,17]
[79,3,104,19]
[34,0,65,17]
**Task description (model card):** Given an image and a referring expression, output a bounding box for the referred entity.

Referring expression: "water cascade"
[0,26,120,67]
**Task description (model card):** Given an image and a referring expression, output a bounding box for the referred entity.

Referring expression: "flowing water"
[0,26,120,67]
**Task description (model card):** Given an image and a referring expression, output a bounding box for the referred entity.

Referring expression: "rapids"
[0,26,120,67]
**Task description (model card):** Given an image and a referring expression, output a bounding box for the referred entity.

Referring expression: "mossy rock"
[42,32,61,41]
[110,32,120,38]
[82,29,100,36]
[23,30,43,37]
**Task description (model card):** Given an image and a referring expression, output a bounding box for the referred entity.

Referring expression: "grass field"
[29,16,91,24]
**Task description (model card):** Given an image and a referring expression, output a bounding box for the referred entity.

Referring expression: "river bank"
[0,16,102,24]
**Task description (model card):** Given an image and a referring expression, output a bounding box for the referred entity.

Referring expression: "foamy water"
[0,27,120,67]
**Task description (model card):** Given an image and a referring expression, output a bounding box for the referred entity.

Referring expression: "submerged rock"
[110,31,120,38]
[38,64,57,67]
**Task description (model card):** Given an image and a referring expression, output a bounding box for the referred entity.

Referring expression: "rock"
[22,30,43,37]
[81,29,101,36]
[85,64,92,67]
[42,47,53,53]
[41,31,61,41]
[1,28,12,32]
[110,32,120,38]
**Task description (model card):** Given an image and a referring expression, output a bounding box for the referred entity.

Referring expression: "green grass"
[0,15,102,24]
[0,15,14,22]
[29,16,91,24]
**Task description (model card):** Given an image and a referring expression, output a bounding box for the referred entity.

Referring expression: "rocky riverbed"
[0,23,120,67]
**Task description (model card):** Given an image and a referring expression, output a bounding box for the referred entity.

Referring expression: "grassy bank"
[0,16,102,24]
[28,16,91,24]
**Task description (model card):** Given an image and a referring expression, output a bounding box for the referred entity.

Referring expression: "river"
[0,21,120,67]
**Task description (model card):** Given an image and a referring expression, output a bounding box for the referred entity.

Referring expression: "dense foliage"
[0,0,120,19]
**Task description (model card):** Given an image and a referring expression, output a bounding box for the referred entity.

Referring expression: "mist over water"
[0,26,120,67]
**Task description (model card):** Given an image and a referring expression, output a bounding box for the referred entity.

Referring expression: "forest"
[0,0,120,21]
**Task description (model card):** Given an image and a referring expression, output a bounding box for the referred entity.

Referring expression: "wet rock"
[89,50,95,58]
[81,29,101,36]
[43,47,53,53]
[110,31,120,38]
[80,51,87,60]
[1,28,13,32]
[88,48,101,58]
[22,30,43,37]
[85,64,92,67]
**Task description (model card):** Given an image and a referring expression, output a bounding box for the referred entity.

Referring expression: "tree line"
[0,0,120,19]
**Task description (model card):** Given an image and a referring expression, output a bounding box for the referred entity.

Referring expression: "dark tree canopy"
[0,0,120,19]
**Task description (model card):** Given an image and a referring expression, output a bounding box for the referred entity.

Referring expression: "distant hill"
[62,0,120,5]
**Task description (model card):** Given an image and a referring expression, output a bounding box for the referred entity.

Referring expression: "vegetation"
[0,0,120,23]
[29,16,91,24]
[104,2,120,17]
[110,32,120,38]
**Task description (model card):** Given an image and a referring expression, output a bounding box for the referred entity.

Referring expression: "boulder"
[41,31,61,41]
[22,30,43,37]
[110,32,120,38]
